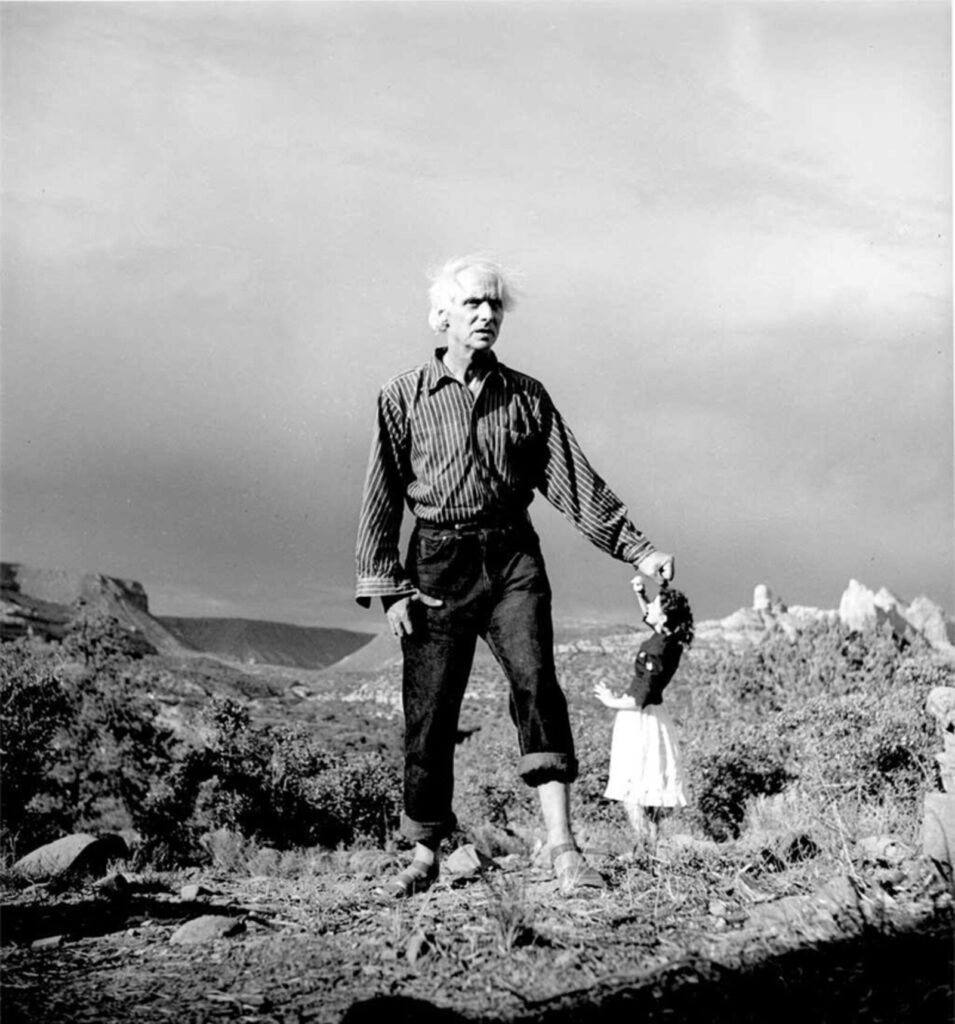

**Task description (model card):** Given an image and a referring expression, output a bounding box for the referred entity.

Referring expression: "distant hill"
[158,616,373,671]
[1,563,374,670]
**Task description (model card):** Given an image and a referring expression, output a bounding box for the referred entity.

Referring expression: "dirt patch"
[2,853,952,1024]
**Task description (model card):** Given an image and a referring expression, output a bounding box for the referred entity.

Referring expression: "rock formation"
[838,579,912,639]
[694,579,954,654]
[906,595,955,652]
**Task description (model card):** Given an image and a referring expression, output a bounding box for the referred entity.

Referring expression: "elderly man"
[356,255,674,897]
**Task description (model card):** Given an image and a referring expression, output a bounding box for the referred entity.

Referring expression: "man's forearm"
[537,400,655,565]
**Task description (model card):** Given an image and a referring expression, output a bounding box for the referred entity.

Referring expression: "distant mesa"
[0,563,374,671]
[1,563,181,654]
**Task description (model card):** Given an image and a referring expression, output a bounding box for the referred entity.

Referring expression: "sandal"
[550,841,606,895]
[381,858,439,899]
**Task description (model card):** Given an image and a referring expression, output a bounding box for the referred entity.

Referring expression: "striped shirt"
[355,349,655,605]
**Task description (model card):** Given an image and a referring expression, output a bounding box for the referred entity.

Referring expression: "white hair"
[426,254,520,333]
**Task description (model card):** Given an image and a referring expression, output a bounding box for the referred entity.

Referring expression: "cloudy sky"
[2,1,951,632]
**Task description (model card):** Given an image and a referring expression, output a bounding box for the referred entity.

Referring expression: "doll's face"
[644,596,668,632]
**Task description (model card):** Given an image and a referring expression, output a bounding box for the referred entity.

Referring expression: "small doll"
[593,576,695,853]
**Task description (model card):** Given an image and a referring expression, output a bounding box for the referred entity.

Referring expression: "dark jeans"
[400,520,578,846]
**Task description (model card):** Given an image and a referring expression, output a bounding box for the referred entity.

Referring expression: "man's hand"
[636,551,675,583]
[386,590,444,639]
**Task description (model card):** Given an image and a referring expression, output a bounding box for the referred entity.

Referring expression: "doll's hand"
[593,682,615,706]
[630,575,647,596]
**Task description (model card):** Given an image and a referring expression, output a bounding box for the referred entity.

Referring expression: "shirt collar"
[426,348,501,393]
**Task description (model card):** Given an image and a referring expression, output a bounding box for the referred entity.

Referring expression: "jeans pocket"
[412,531,471,598]
[417,532,454,564]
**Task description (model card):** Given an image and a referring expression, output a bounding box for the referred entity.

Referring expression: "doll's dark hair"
[659,585,695,647]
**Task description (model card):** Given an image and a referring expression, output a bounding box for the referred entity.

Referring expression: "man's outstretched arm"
[536,391,674,581]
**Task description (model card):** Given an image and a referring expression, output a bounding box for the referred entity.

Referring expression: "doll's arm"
[631,575,650,619]
[593,682,638,710]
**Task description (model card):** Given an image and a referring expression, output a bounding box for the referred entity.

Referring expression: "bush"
[778,687,936,806]
[0,640,74,853]
[689,729,794,841]
[136,697,402,864]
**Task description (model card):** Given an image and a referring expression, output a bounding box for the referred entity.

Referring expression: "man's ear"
[429,306,450,333]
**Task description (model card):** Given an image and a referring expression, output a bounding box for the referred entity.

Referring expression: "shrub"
[62,608,155,669]
[0,640,74,853]
[689,729,794,841]
[135,697,402,864]
[57,668,182,833]
[778,686,936,806]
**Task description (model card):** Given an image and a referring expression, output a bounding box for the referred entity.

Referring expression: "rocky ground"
[2,840,953,1024]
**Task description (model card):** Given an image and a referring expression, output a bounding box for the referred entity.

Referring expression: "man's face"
[444,267,505,354]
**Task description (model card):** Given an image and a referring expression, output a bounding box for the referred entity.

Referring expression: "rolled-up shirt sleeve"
[355,390,417,607]
[536,390,655,566]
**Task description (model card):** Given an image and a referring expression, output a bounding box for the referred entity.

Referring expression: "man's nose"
[477,301,495,320]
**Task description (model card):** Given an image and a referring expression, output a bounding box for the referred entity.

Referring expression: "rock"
[469,823,528,858]
[31,935,65,950]
[856,835,911,867]
[180,883,210,901]
[815,873,859,913]
[444,844,496,879]
[12,833,128,882]
[921,792,955,883]
[747,894,818,930]
[169,915,246,945]
[754,583,788,614]
[93,873,130,900]
[746,873,860,936]
[405,929,432,965]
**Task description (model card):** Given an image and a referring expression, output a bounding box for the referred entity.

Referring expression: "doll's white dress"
[604,632,687,807]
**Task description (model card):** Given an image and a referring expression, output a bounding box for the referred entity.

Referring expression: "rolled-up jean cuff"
[519,752,578,787]
[401,811,457,846]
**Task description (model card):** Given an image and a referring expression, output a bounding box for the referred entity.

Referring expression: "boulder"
[169,915,246,945]
[855,835,911,867]
[12,833,128,882]
[444,843,497,879]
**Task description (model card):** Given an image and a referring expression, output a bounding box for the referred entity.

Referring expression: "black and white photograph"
[1,2,953,1021]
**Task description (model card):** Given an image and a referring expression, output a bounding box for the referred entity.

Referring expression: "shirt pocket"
[499,428,539,485]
